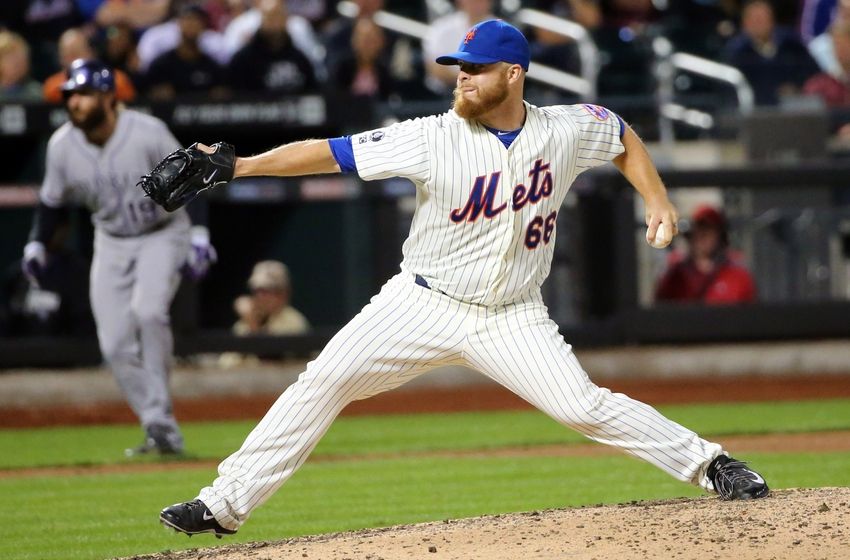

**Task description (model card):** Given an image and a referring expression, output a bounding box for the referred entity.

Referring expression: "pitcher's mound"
[140,487,850,559]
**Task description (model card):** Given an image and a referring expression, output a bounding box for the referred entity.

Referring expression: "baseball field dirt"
[4,373,850,428]
[129,487,849,560]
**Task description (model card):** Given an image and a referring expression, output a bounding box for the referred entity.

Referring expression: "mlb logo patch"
[582,104,609,121]
[359,131,385,144]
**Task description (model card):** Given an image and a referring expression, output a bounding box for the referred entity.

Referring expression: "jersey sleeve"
[567,104,626,173]
[351,118,430,182]
[39,135,70,208]
[328,136,356,172]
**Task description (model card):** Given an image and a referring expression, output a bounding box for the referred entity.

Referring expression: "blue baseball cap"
[60,59,115,95]
[436,19,530,71]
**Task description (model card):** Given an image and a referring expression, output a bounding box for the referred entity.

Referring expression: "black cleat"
[707,455,770,500]
[147,424,183,455]
[160,499,237,539]
[126,424,183,457]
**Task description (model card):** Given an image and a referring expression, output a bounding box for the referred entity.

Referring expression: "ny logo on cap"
[464,29,476,44]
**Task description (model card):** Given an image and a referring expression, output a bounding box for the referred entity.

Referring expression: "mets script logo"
[464,29,476,44]
[450,159,554,223]
[582,104,609,120]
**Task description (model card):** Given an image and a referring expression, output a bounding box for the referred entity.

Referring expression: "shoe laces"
[182,499,207,516]
[713,459,757,499]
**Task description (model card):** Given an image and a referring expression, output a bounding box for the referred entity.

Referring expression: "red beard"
[452,77,509,120]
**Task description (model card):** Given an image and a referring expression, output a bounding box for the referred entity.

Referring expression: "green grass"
[3,399,850,469]
[3,451,850,560]
[1,399,849,560]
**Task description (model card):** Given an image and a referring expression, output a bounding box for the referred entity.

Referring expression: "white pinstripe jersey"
[40,109,184,237]
[352,102,625,306]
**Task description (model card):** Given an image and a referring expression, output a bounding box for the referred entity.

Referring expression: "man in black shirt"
[145,3,227,100]
[227,0,318,95]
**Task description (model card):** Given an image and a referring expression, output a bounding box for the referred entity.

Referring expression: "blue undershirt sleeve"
[615,114,626,139]
[328,136,357,173]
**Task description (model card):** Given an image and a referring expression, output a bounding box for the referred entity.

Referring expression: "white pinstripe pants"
[199,272,722,530]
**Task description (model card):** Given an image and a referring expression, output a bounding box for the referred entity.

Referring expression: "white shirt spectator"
[285,0,328,24]
[137,21,229,72]
[223,9,325,76]
[809,31,841,76]
[423,11,491,94]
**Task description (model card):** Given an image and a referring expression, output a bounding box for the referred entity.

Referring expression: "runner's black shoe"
[146,424,183,455]
[125,424,183,457]
[160,499,236,538]
[707,455,770,500]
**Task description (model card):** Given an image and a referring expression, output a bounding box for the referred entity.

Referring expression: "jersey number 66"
[525,210,557,249]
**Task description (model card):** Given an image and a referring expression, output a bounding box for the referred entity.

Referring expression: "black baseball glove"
[138,142,236,212]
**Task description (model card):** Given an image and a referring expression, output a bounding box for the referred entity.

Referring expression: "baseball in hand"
[647,223,672,249]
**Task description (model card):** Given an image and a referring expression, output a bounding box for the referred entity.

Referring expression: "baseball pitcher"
[146,21,769,537]
[22,59,217,456]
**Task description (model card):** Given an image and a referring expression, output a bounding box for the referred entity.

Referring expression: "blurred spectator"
[655,205,756,305]
[227,0,318,94]
[323,0,383,70]
[527,0,601,29]
[801,0,838,44]
[6,0,84,80]
[201,0,235,30]
[323,0,426,100]
[523,0,601,78]
[285,0,330,29]
[0,30,43,101]
[593,0,659,96]
[232,260,309,335]
[99,23,143,80]
[22,0,83,34]
[808,0,850,75]
[43,28,137,103]
[423,0,495,95]
[136,0,229,72]
[77,0,108,21]
[384,0,427,21]
[600,0,659,29]
[95,0,171,30]
[660,0,739,58]
[722,0,819,106]
[805,18,850,143]
[219,259,309,368]
[223,0,324,76]
[224,0,251,22]
[805,19,850,107]
[144,3,228,99]
[329,17,395,99]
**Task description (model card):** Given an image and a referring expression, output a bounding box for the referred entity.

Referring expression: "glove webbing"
[138,150,194,201]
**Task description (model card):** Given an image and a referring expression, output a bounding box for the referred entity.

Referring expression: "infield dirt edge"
[127,487,850,560]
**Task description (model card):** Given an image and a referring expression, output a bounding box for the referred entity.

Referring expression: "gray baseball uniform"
[40,108,188,448]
